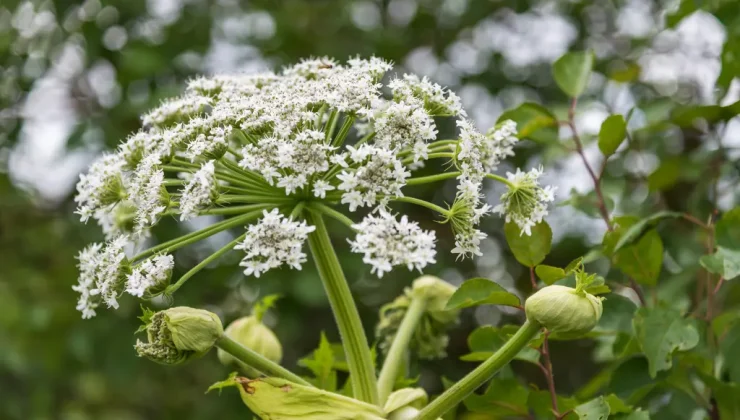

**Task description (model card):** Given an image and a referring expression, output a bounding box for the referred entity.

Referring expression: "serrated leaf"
[463,325,540,364]
[136,305,156,334]
[633,306,700,378]
[552,51,594,98]
[598,114,627,156]
[251,294,281,321]
[463,378,530,416]
[700,246,740,280]
[585,284,611,295]
[575,396,610,420]
[445,278,521,310]
[613,211,681,253]
[298,332,337,391]
[497,102,558,143]
[716,207,740,250]
[505,221,552,267]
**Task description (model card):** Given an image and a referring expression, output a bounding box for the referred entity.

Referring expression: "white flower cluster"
[350,211,437,278]
[494,167,557,236]
[234,209,316,278]
[72,56,556,318]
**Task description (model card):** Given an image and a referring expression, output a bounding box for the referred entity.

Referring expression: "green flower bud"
[377,276,460,360]
[208,374,385,420]
[135,307,223,365]
[217,315,283,374]
[524,285,603,337]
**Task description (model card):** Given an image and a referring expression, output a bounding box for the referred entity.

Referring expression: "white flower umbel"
[389,74,465,117]
[142,94,212,128]
[371,99,437,158]
[455,119,518,184]
[350,211,436,278]
[235,209,316,278]
[130,154,170,233]
[337,145,410,211]
[125,254,174,297]
[179,161,218,221]
[493,167,557,236]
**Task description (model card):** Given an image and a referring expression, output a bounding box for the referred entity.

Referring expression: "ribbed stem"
[215,335,311,386]
[306,211,379,405]
[377,296,427,404]
[414,320,541,420]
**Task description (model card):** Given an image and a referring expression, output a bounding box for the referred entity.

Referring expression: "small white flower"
[337,145,409,211]
[179,161,218,221]
[184,125,231,162]
[350,210,437,278]
[313,180,335,198]
[235,209,316,278]
[389,74,465,117]
[456,119,518,184]
[372,99,437,156]
[130,155,169,233]
[74,154,127,222]
[125,254,174,297]
[142,94,212,128]
[451,229,488,259]
[493,167,557,236]
[73,243,103,319]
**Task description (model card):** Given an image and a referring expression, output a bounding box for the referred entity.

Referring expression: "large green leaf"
[598,114,627,156]
[720,323,740,383]
[700,374,740,420]
[461,325,540,364]
[612,211,681,252]
[552,51,594,98]
[535,257,584,285]
[574,396,610,419]
[497,102,559,143]
[445,278,521,310]
[632,306,699,377]
[505,221,552,267]
[716,207,740,250]
[699,246,740,280]
[463,378,530,417]
[604,218,664,286]
[671,100,740,127]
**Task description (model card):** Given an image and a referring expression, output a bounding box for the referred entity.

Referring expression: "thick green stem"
[485,173,515,188]
[377,297,427,404]
[406,172,461,186]
[309,202,355,229]
[414,320,541,420]
[305,212,379,405]
[215,335,312,386]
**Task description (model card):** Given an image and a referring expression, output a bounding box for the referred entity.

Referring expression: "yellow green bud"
[217,315,283,374]
[135,307,223,365]
[524,285,603,337]
[208,374,385,420]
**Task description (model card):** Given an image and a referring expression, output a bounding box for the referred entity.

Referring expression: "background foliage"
[1,0,739,419]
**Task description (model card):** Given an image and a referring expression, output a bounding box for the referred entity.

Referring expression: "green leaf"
[535,264,567,285]
[647,157,683,191]
[463,378,530,417]
[719,38,740,91]
[614,409,651,420]
[527,390,577,418]
[298,332,337,391]
[552,51,594,98]
[598,114,627,156]
[597,294,638,334]
[574,396,610,420]
[700,374,740,420]
[632,306,700,377]
[613,211,681,253]
[700,246,740,280]
[608,357,663,401]
[671,100,740,127]
[251,294,281,321]
[505,221,552,267]
[716,207,740,250]
[604,218,664,286]
[463,325,540,364]
[603,394,632,414]
[497,102,558,143]
[445,278,521,310]
[720,322,740,383]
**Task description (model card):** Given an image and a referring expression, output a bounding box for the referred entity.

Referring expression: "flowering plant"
[70,56,579,418]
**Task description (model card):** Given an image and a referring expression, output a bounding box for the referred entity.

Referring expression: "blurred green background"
[1,0,739,419]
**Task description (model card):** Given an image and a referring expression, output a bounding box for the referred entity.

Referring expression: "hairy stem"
[415,320,541,420]
[377,296,427,404]
[215,335,312,386]
[305,211,379,405]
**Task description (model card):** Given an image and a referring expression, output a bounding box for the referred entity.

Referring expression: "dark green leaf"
[613,212,681,253]
[527,390,577,418]
[598,114,627,156]
[716,207,740,250]
[632,306,699,377]
[719,38,740,91]
[604,218,664,286]
[445,278,521,310]
[720,322,740,383]
[552,51,594,97]
[463,325,540,364]
[597,294,638,334]
[700,374,740,420]
[671,100,740,127]
[603,394,632,414]
[614,410,651,420]
[608,357,663,401]
[505,221,552,267]
[647,157,684,191]
[463,378,529,416]
[497,102,559,143]
[574,396,610,420]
